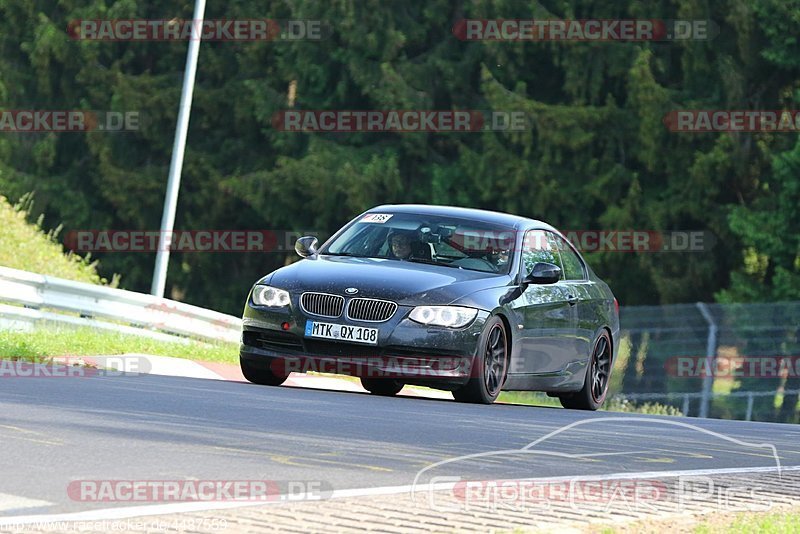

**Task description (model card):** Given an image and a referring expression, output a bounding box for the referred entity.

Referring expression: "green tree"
[0,0,798,319]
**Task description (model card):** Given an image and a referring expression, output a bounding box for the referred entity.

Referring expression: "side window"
[549,233,586,280]
[521,230,563,277]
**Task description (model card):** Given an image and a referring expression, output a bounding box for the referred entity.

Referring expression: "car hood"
[263,256,511,306]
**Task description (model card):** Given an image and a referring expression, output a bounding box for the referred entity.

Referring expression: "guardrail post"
[696,302,718,418]
[682,394,690,416]
[745,393,754,421]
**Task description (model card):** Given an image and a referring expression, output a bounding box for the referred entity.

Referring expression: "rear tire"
[240,356,289,386]
[453,316,509,404]
[361,377,404,396]
[559,331,612,411]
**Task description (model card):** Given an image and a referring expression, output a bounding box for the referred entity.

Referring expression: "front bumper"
[240,298,489,387]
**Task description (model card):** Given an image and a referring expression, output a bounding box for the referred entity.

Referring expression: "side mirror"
[295,236,319,258]
[523,262,562,285]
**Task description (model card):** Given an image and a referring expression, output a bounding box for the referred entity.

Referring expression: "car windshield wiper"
[322,252,363,257]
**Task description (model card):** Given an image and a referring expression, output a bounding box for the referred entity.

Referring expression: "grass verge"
[0,194,116,285]
[695,507,800,533]
[0,326,238,364]
[599,505,800,533]
[499,390,684,415]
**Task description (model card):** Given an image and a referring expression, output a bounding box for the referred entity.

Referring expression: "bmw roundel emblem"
[344,287,359,295]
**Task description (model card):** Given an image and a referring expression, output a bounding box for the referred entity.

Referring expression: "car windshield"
[320,212,516,274]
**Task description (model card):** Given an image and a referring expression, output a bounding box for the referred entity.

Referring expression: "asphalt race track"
[2,372,800,518]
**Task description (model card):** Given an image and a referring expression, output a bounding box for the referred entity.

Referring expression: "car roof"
[369,204,553,231]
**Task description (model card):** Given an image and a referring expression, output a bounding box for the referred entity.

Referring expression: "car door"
[510,229,577,375]
[549,232,593,362]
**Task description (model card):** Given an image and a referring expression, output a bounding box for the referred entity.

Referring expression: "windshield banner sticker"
[361,213,393,223]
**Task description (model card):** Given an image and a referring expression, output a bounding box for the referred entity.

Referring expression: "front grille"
[346,298,398,322]
[301,292,344,318]
[244,328,465,362]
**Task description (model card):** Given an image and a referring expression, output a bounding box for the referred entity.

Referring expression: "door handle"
[567,295,578,306]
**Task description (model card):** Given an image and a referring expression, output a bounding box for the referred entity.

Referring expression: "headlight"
[251,285,291,307]
[409,306,478,328]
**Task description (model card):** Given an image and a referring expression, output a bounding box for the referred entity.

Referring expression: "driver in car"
[388,231,430,261]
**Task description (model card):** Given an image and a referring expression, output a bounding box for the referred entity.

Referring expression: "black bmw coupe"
[240,205,619,409]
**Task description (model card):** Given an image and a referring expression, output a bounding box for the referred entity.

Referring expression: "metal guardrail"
[618,301,800,422]
[0,266,242,344]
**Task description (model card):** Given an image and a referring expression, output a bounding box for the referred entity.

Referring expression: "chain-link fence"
[609,302,800,423]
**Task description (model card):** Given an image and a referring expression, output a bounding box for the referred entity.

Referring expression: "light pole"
[151,0,207,297]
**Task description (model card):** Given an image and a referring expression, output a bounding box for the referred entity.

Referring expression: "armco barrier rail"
[0,266,241,343]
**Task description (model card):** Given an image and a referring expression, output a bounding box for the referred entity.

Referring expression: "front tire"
[559,331,612,411]
[453,316,509,404]
[360,377,404,396]
[240,356,289,386]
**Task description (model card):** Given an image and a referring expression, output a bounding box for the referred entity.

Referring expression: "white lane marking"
[91,353,454,399]
[284,375,363,392]
[92,354,224,381]
[285,376,452,399]
[400,387,452,400]
[0,493,53,513]
[1,464,799,525]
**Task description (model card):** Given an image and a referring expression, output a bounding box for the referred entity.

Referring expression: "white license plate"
[304,321,379,345]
